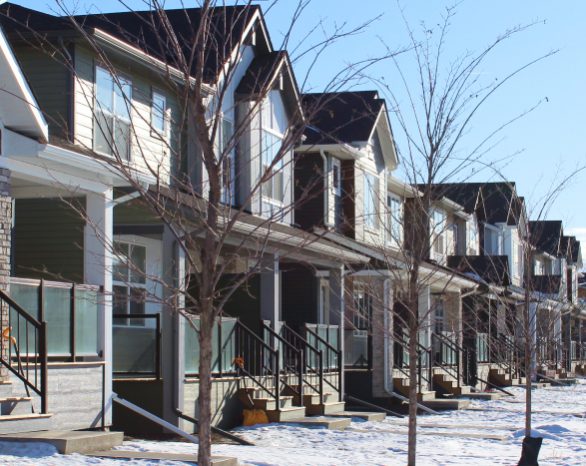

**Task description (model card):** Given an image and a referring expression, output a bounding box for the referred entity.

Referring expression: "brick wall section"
[0,168,11,382]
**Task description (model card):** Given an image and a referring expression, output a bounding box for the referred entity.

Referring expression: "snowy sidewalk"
[1,380,585,465]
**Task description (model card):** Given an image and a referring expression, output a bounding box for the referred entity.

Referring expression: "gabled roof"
[529,220,563,257]
[430,182,523,225]
[235,50,302,120]
[300,91,397,166]
[561,235,582,266]
[0,2,267,84]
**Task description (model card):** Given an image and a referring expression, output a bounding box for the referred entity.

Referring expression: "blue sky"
[10,0,586,247]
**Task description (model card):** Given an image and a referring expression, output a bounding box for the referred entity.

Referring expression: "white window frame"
[219,116,236,205]
[94,65,132,160]
[331,158,342,197]
[112,241,147,327]
[363,172,379,230]
[467,218,479,254]
[431,208,447,256]
[151,89,168,138]
[261,127,286,206]
[386,193,403,247]
[484,224,502,255]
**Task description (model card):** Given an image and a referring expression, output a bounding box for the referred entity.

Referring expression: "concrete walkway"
[87,450,238,465]
[0,430,123,454]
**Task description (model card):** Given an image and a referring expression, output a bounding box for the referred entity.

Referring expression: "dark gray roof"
[0,2,263,83]
[301,91,384,145]
[448,255,511,286]
[529,220,563,256]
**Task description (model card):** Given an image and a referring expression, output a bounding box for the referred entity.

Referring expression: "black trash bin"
[518,436,543,466]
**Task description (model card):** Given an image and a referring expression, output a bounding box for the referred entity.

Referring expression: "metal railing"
[393,330,433,392]
[0,288,48,413]
[304,323,342,401]
[113,313,161,379]
[431,331,462,383]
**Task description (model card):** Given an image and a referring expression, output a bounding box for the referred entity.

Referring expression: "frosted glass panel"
[184,317,237,374]
[44,287,71,355]
[113,325,156,373]
[75,288,100,356]
[184,317,200,374]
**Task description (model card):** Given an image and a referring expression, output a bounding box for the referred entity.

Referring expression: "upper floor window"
[219,117,235,204]
[363,172,379,230]
[484,225,503,255]
[386,194,402,246]
[468,219,479,253]
[431,208,447,255]
[151,90,167,136]
[95,66,132,160]
[261,130,284,204]
[332,158,342,197]
[534,257,544,275]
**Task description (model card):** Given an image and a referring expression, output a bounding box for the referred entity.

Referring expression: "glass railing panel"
[113,324,156,374]
[43,285,71,356]
[74,287,100,356]
[344,329,368,367]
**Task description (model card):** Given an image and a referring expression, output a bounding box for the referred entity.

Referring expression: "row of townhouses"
[0,3,583,435]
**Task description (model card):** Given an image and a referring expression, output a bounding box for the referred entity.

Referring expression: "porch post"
[0,168,11,382]
[260,254,281,329]
[162,226,186,428]
[84,188,113,427]
[529,302,538,381]
[418,285,431,349]
[329,265,345,396]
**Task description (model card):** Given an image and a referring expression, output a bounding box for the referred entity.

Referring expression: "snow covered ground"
[1,379,585,465]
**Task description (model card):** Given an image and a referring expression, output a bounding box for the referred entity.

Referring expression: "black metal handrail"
[494,333,524,380]
[280,323,326,403]
[431,331,462,384]
[304,324,343,401]
[113,313,161,379]
[261,322,304,405]
[234,320,280,406]
[393,330,433,392]
[0,288,48,414]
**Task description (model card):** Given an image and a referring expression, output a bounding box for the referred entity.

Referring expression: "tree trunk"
[197,308,214,466]
[407,269,420,466]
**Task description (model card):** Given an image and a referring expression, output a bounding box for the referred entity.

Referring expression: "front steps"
[393,377,470,411]
[238,388,306,423]
[0,383,52,434]
[432,373,472,396]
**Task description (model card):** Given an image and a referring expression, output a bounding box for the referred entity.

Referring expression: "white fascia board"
[0,26,48,140]
[93,29,214,95]
[295,143,363,160]
[387,175,419,198]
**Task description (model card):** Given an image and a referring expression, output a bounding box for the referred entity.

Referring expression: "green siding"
[14,198,85,283]
[13,46,70,140]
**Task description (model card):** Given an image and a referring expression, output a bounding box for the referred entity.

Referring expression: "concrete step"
[0,397,33,415]
[418,391,437,402]
[265,406,307,423]
[302,391,336,406]
[423,398,471,411]
[326,411,386,422]
[306,401,345,416]
[0,413,52,434]
[463,392,502,401]
[289,415,351,430]
[252,395,294,411]
[0,430,123,454]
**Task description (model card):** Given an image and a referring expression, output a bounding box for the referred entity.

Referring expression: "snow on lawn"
[1,379,585,465]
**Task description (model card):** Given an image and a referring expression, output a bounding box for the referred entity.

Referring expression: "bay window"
[220,117,236,204]
[386,194,402,246]
[431,209,446,255]
[95,66,132,160]
[151,90,167,136]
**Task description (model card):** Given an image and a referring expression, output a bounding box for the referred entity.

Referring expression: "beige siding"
[73,45,179,185]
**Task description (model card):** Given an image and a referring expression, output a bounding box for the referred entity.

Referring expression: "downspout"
[319,149,330,227]
[382,278,438,414]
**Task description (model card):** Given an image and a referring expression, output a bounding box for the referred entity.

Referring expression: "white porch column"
[84,188,113,427]
[0,168,11,382]
[529,302,538,381]
[162,226,186,428]
[329,266,345,397]
[260,254,281,328]
[553,307,563,366]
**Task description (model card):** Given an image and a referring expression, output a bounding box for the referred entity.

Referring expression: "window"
[94,66,132,160]
[151,91,167,135]
[431,209,446,255]
[219,118,236,204]
[468,220,479,253]
[113,242,146,326]
[332,158,342,197]
[352,288,372,331]
[386,194,402,246]
[363,172,378,229]
[261,130,284,203]
[484,225,502,255]
[534,258,544,275]
[432,295,444,333]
